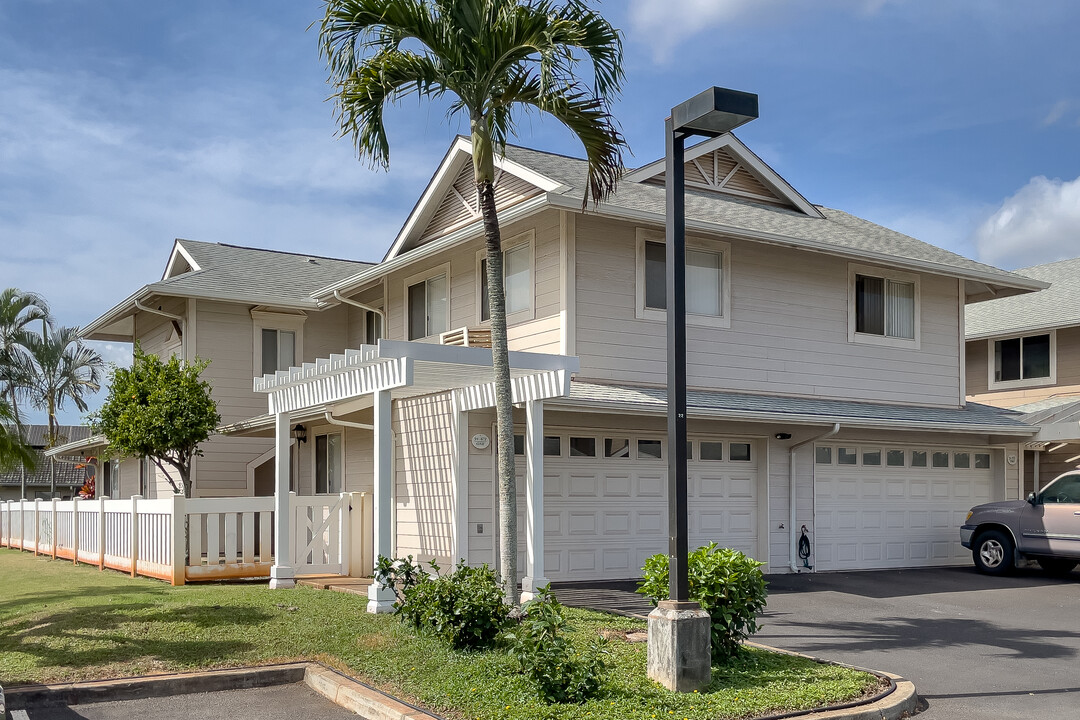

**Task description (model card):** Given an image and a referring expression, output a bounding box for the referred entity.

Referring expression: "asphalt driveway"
[557,566,1080,720]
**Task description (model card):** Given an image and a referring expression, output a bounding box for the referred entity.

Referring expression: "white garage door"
[814,444,993,571]
[541,432,761,582]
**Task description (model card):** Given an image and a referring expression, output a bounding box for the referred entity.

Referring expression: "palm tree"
[321,0,626,603]
[0,288,51,427]
[0,399,35,474]
[25,326,105,494]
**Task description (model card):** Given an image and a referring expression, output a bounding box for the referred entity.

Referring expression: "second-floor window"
[407,271,449,340]
[261,329,295,374]
[364,310,382,346]
[993,333,1053,385]
[848,264,920,348]
[636,229,730,327]
[480,238,532,322]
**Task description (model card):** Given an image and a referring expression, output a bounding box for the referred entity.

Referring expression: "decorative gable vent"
[646,147,786,206]
[420,161,541,243]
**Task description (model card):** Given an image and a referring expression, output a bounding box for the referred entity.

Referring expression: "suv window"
[1037,473,1080,504]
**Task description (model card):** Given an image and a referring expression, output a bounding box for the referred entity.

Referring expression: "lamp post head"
[671,87,758,138]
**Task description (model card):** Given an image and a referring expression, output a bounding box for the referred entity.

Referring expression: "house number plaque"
[471,433,491,450]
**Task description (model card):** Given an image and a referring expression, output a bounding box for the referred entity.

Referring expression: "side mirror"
[1027,492,1037,506]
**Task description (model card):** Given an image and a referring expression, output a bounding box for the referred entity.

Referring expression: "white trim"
[162,241,201,280]
[245,441,295,496]
[560,211,576,357]
[621,133,824,219]
[958,278,966,408]
[251,310,307,379]
[847,263,922,350]
[475,230,535,326]
[383,138,565,262]
[403,263,452,340]
[986,330,1057,391]
[966,320,1080,341]
[635,228,732,329]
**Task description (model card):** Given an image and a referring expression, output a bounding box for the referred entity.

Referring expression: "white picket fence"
[0,492,373,585]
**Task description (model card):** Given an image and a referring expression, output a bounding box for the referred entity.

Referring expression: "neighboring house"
[966,256,1080,497]
[54,133,1049,582]
[1,425,92,500]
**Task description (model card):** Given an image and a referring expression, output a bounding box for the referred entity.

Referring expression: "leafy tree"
[321,0,626,603]
[0,399,35,474]
[0,288,51,428]
[25,325,104,450]
[91,348,220,498]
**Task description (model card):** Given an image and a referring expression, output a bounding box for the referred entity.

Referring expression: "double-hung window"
[848,265,919,346]
[480,236,533,322]
[364,309,383,346]
[636,229,730,327]
[990,332,1054,387]
[261,329,295,374]
[407,269,449,340]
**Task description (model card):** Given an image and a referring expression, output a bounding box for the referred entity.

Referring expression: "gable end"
[418,161,543,245]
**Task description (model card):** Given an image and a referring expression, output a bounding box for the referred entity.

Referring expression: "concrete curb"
[2,663,308,710]
[1,681,6,720]
[304,664,440,720]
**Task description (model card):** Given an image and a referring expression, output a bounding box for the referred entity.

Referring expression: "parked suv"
[961,470,1080,575]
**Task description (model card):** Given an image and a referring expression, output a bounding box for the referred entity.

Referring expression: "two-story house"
[55,133,1046,587]
[966,256,1080,498]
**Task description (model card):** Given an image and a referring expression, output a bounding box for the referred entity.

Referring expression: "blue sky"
[2,0,1079,424]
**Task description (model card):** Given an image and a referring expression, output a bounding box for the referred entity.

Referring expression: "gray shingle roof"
[500,144,1036,289]
[0,425,93,487]
[557,381,1035,434]
[153,240,375,308]
[965,257,1080,338]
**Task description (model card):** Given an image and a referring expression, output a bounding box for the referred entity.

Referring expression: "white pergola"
[253,339,579,612]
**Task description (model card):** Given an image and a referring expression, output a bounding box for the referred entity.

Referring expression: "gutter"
[134,299,185,360]
[323,411,374,431]
[333,290,384,334]
[788,423,840,573]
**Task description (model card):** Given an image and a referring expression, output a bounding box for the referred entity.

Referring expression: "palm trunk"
[473,118,519,605]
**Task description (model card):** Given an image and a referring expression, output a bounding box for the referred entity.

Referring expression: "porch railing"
[0,492,372,585]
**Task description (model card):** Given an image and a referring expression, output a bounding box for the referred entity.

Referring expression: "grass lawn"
[0,549,882,719]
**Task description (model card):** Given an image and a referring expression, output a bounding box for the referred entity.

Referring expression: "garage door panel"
[729,477,754,498]
[568,512,597,535]
[637,474,664,497]
[569,474,598,497]
[816,444,993,571]
[603,474,631,497]
[602,512,631,534]
[637,511,664,534]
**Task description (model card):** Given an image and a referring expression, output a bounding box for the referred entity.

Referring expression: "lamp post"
[648,87,758,693]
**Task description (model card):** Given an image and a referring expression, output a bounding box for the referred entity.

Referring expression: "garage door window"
[702,442,724,461]
[975,453,991,469]
[838,448,857,465]
[544,437,562,456]
[815,446,832,464]
[569,437,596,457]
[638,439,663,459]
[605,438,630,458]
[514,434,524,455]
[954,452,970,469]
[932,452,949,468]
[730,443,752,462]
[887,450,905,466]
[911,451,927,467]
[863,450,881,466]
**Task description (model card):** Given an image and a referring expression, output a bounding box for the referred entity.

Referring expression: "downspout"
[134,299,186,360]
[788,423,840,572]
[333,290,384,342]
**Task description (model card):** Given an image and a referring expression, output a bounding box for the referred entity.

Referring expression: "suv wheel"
[973,530,1014,575]
[1036,558,1077,575]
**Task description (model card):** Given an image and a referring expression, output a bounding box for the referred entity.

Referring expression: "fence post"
[51,497,58,560]
[33,498,41,556]
[130,495,140,578]
[98,496,106,570]
[170,494,186,586]
[72,497,80,566]
[339,492,351,577]
[1,501,7,548]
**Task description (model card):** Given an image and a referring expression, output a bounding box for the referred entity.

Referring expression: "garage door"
[814,444,993,570]
[540,432,761,582]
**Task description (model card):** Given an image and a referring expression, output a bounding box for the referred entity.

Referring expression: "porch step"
[297,575,373,596]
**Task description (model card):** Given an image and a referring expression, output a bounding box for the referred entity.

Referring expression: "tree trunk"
[472,117,519,605]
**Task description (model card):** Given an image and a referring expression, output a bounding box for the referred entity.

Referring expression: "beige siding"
[394,393,455,565]
[304,304,349,362]
[419,162,543,244]
[968,327,1080,408]
[574,215,962,406]
[383,210,564,353]
[137,297,186,359]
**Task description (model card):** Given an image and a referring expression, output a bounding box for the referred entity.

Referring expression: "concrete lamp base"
[647,600,712,692]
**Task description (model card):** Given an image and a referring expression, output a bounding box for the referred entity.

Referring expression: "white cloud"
[972,175,1080,270]
[1042,100,1071,127]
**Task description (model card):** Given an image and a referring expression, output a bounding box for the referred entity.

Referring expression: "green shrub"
[376,556,508,650]
[637,543,768,661]
[507,587,607,703]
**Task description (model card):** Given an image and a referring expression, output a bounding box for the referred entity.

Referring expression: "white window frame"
[310,427,345,496]
[635,228,731,329]
[403,263,452,340]
[363,306,384,346]
[847,263,921,349]
[987,330,1057,390]
[251,309,306,377]
[475,230,535,325]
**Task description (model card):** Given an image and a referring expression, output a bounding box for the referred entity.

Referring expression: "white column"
[367,389,396,613]
[521,399,547,601]
[270,411,295,589]
[451,391,470,566]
